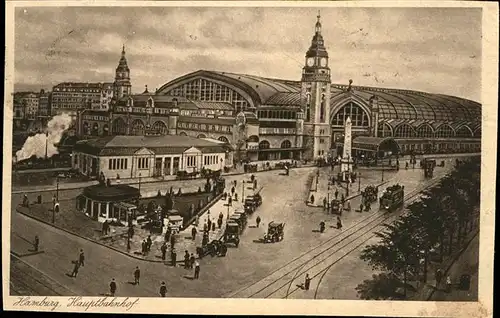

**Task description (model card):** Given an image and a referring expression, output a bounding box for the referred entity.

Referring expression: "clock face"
[306,58,315,67]
[320,58,327,67]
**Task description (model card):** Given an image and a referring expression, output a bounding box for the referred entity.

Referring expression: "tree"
[355,273,407,300]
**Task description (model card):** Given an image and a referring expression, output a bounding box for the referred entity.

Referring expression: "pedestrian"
[304,274,311,290]
[341,193,345,204]
[134,266,140,285]
[203,221,208,233]
[184,250,190,269]
[337,216,343,229]
[194,261,200,279]
[334,189,339,199]
[202,233,209,246]
[165,227,171,242]
[323,197,327,210]
[256,216,261,228]
[159,282,167,297]
[446,276,452,293]
[161,242,167,261]
[195,215,200,227]
[71,260,80,277]
[109,278,117,296]
[228,196,232,206]
[171,248,177,267]
[191,226,197,241]
[207,218,212,231]
[190,253,195,269]
[102,220,108,235]
[310,194,315,205]
[33,235,39,252]
[319,221,326,233]
[217,217,223,229]
[231,186,235,195]
[146,235,152,252]
[254,179,257,190]
[78,249,85,267]
[170,234,176,250]
[435,268,443,286]
[234,179,237,187]
[359,203,364,213]
[366,202,371,212]
[23,194,29,207]
[346,200,351,212]
[141,240,146,255]
[211,222,216,232]
[219,211,223,220]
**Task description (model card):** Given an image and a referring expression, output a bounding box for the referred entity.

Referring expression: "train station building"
[77,13,481,163]
[72,135,233,180]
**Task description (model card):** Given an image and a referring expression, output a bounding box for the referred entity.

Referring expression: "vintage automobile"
[330,199,342,215]
[223,221,240,247]
[263,221,285,243]
[362,185,379,204]
[379,184,405,211]
[197,239,228,258]
[244,192,263,214]
[229,213,247,233]
[424,159,437,178]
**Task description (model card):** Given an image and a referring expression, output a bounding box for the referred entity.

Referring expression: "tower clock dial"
[320,58,327,67]
[306,57,315,67]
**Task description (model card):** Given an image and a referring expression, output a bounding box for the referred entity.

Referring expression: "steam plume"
[15,113,73,162]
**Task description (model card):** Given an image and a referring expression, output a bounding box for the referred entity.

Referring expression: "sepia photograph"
[3,1,497,316]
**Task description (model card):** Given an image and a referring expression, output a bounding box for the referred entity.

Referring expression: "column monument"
[340,116,354,182]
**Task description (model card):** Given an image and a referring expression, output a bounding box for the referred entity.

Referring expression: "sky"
[14,6,482,102]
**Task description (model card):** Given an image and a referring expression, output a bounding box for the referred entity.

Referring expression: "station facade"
[78,13,481,162]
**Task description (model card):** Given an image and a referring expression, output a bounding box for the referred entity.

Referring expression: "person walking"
[211,222,216,232]
[78,249,85,267]
[70,260,80,277]
[359,203,364,213]
[207,218,212,231]
[134,266,140,285]
[171,248,177,267]
[33,235,39,252]
[304,274,311,290]
[217,217,223,229]
[446,276,452,293]
[228,196,232,206]
[190,253,195,269]
[194,261,200,279]
[184,250,190,269]
[435,268,443,287]
[337,216,343,229]
[231,186,235,196]
[141,240,146,256]
[170,234,176,250]
[109,278,117,296]
[191,226,197,241]
[161,242,167,261]
[218,211,224,221]
[319,221,326,233]
[256,216,261,228]
[146,235,152,253]
[159,282,167,297]
[334,189,339,200]
[310,194,315,205]
[323,197,327,210]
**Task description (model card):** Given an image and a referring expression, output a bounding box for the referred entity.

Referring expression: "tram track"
[228,172,448,299]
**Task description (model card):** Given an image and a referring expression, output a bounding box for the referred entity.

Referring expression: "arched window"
[82,122,90,135]
[112,118,127,135]
[332,102,369,127]
[377,122,393,137]
[320,94,326,122]
[131,119,145,136]
[259,140,270,149]
[416,124,434,138]
[281,140,292,149]
[92,123,99,136]
[178,131,188,136]
[248,135,259,143]
[455,126,473,138]
[103,124,109,136]
[197,134,207,139]
[218,136,229,143]
[394,124,416,138]
[152,121,168,135]
[435,124,454,138]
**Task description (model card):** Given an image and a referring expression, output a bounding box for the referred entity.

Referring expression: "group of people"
[141,235,153,256]
[319,216,343,233]
[70,249,85,278]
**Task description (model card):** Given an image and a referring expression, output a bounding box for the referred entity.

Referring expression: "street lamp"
[381,156,385,182]
[56,176,60,201]
[127,212,132,252]
[358,172,361,192]
[138,173,142,195]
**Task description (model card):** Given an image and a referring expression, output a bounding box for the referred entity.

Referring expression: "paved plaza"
[10,156,478,298]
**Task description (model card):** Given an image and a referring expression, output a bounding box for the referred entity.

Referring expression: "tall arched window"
[435,124,454,138]
[281,140,292,148]
[377,122,393,137]
[218,136,229,143]
[320,94,326,122]
[306,93,311,121]
[259,140,270,149]
[131,119,145,136]
[332,102,369,127]
[152,121,168,135]
[455,126,473,138]
[394,124,416,138]
[92,123,99,136]
[416,124,434,138]
[112,118,127,135]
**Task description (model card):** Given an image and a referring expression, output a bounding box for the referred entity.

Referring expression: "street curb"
[12,165,317,194]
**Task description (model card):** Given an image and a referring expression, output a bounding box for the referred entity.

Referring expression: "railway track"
[227,171,448,299]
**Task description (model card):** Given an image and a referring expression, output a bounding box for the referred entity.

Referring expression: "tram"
[379,184,405,212]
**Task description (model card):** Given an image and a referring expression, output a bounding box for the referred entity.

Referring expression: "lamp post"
[138,173,142,196]
[56,176,60,201]
[127,212,132,252]
[327,182,331,212]
[381,156,385,182]
[358,172,361,192]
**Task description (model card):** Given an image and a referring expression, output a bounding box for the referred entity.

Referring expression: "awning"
[352,137,397,152]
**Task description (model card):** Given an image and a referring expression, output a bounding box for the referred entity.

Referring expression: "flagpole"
[45,131,48,159]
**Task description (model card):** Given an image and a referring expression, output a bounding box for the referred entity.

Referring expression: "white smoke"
[15,113,73,162]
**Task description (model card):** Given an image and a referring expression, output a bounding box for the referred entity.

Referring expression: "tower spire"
[315,10,322,34]
[122,44,125,56]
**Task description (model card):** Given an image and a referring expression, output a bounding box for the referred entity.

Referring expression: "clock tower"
[113,45,132,100]
[300,12,332,160]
